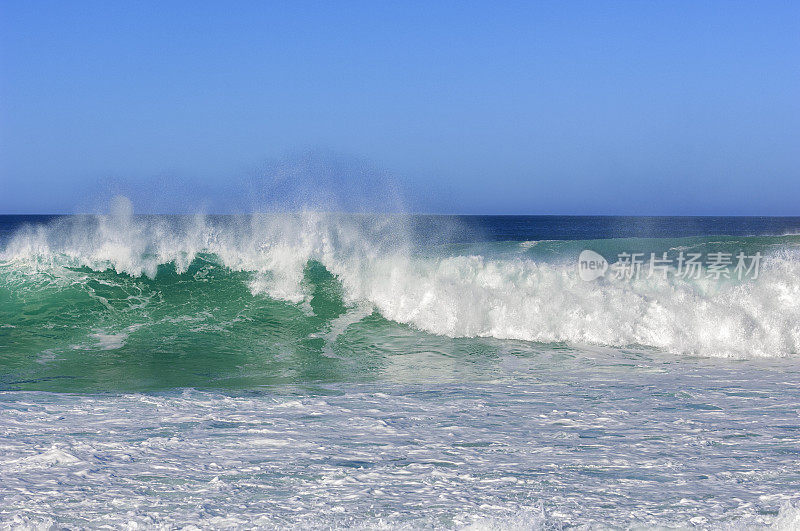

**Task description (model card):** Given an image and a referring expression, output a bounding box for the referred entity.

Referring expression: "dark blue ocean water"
[4,214,800,244]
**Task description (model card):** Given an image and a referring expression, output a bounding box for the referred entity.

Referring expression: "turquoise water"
[2,206,800,528]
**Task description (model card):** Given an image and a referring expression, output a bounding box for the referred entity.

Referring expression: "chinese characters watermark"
[578,250,761,281]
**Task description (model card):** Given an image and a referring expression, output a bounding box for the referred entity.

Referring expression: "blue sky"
[1,1,798,214]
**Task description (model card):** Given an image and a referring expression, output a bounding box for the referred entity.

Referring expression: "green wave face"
[0,258,519,392]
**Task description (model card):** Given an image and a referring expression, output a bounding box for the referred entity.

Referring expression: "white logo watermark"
[578,249,608,281]
[578,251,762,281]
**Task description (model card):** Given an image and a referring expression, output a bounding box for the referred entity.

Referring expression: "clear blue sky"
[1,1,798,214]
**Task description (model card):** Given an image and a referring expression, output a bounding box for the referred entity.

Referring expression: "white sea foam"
[2,377,799,529]
[770,504,800,531]
[3,197,800,359]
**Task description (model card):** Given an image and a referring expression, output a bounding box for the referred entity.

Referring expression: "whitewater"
[2,199,800,528]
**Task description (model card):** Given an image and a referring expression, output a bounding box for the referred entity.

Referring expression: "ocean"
[2,204,800,528]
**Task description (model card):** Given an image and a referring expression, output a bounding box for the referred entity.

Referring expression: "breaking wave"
[3,197,800,359]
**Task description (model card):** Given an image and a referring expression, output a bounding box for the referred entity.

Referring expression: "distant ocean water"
[2,203,800,528]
